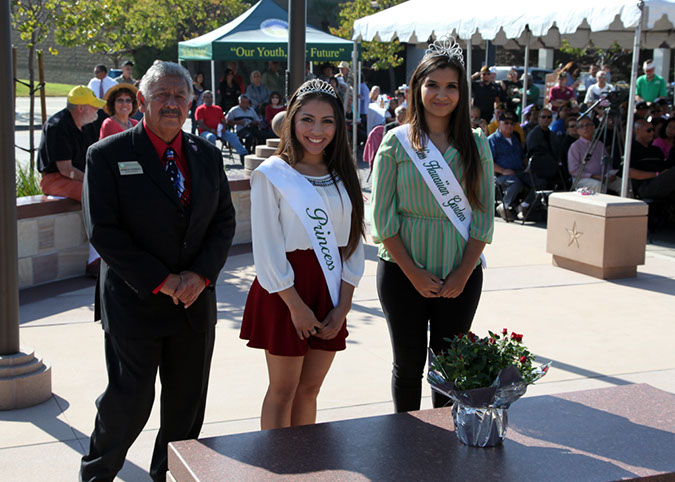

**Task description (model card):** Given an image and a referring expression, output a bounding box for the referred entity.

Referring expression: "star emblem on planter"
[566,221,583,248]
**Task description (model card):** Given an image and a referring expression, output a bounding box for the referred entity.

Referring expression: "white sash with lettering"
[393,125,486,268]
[256,156,342,306]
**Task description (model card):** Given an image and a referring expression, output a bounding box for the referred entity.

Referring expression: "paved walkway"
[2,217,675,481]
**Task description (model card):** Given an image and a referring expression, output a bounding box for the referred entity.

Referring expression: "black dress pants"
[80,321,215,482]
[377,259,483,413]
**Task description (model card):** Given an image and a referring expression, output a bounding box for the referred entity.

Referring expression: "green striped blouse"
[370,128,495,279]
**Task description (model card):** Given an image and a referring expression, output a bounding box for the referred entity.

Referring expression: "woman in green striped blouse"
[371,42,495,412]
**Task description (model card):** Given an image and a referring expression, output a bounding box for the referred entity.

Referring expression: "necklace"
[113,115,132,130]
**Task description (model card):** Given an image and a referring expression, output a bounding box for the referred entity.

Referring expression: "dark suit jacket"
[526,125,562,161]
[82,122,236,338]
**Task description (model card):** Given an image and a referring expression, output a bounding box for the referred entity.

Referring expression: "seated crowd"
[34,58,675,235]
[476,59,675,223]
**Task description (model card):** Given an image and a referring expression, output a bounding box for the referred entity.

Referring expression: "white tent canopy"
[352,0,675,197]
[353,0,675,49]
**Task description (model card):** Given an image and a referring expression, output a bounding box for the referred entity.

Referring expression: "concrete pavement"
[2,217,675,481]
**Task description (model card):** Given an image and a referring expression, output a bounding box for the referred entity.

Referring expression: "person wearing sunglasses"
[472,65,505,123]
[628,119,675,201]
[568,116,622,194]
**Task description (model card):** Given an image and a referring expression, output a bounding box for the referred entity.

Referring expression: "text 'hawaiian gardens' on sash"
[393,124,486,268]
[256,156,342,306]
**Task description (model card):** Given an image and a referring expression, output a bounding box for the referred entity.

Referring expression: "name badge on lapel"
[118,161,144,176]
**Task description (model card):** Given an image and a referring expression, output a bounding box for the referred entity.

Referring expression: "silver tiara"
[425,34,464,66]
[296,80,337,99]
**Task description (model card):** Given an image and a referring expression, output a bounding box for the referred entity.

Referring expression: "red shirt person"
[194,90,248,158]
[548,72,575,113]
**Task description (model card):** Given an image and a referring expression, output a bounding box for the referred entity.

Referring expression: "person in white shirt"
[225,94,266,152]
[584,70,613,106]
[240,80,365,430]
[86,64,118,99]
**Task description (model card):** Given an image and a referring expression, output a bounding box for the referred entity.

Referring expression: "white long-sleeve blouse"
[250,168,365,294]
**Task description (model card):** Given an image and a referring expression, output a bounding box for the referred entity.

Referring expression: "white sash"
[256,156,342,307]
[393,125,486,268]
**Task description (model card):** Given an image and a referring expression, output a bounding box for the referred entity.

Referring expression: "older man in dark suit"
[79,62,236,481]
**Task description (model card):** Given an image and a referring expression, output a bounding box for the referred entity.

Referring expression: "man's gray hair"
[138,62,192,98]
[250,70,260,81]
[238,94,249,103]
[202,90,213,97]
[394,105,406,116]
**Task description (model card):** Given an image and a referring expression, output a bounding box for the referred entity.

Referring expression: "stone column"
[653,48,670,83]
[539,49,554,69]
[0,0,52,410]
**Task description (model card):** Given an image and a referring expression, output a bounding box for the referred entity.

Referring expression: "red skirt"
[240,249,348,357]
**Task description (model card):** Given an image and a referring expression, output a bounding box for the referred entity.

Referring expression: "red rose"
[468,332,477,343]
[502,328,508,335]
[519,356,527,363]
[516,334,523,342]
[489,338,496,345]
[510,332,517,340]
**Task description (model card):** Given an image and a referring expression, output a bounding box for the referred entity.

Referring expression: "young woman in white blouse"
[240,79,365,430]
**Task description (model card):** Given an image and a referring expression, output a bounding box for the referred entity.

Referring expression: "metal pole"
[38,50,47,125]
[210,60,216,93]
[12,47,16,117]
[288,0,306,96]
[522,29,530,125]
[1,0,21,355]
[466,36,472,107]
[352,41,358,164]
[621,1,645,198]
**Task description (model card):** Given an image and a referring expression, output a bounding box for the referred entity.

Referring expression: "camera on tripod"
[600,89,628,110]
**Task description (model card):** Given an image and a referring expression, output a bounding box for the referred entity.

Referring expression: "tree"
[54,0,250,68]
[330,0,406,71]
[11,0,61,173]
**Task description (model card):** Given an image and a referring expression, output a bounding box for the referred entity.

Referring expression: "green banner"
[180,42,353,61]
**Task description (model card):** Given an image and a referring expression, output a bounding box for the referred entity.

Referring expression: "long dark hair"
[407,54,483,210]
[276,80,365,259]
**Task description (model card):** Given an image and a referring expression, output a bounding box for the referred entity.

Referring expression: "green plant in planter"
[16,164,43,197]
[429,329,539,391]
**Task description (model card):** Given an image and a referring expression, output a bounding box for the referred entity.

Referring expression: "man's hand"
[159,274,182,305]
[174,271,207,308]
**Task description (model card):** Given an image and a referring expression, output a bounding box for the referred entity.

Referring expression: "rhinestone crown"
[296,79,338,99]
[425,34,464,66]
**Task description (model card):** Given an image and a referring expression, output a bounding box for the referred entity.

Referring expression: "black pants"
[377,259,483,413]
[80,321,215,482]
[238,126,267,153]
[638,168,675,201]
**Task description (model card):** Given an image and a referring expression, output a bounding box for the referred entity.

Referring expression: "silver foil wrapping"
[452,404,507,447]
[428,351,550,447]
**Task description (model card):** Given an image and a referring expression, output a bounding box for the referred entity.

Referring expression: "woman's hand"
[317,306,348,340]
[407,267,443,298]
[439,269,470,298]
[288,303,323,340]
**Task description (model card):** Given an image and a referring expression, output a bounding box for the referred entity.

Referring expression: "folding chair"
[493,177,510,223]
[519,152,567,224]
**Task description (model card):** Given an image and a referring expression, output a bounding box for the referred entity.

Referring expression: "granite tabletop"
[168,383,675,481]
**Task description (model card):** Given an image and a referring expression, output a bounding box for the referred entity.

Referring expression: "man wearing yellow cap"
[37,85,104,202]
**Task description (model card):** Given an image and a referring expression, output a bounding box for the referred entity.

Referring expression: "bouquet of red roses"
[427,329,550,447]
